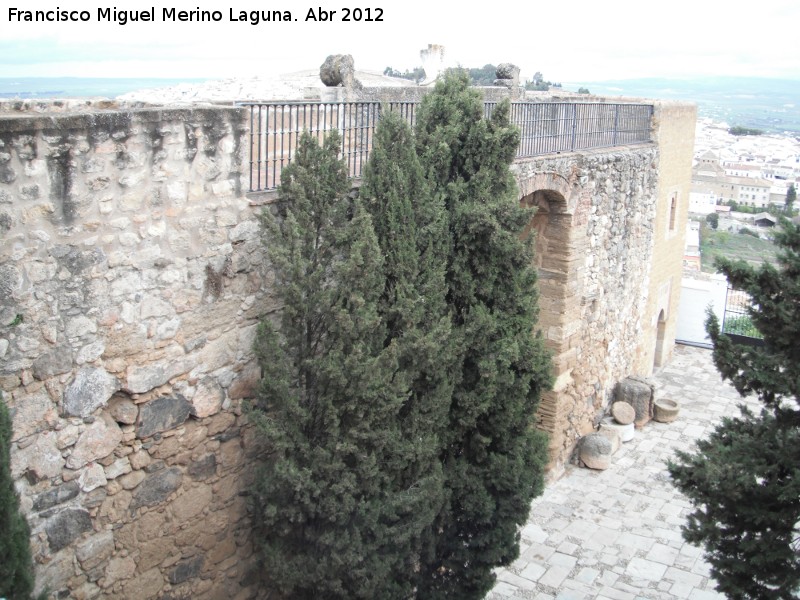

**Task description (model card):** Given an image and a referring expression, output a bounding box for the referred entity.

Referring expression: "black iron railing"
[721,285,764,346]
[240,101,654,192]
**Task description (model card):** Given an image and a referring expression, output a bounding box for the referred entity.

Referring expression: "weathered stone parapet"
[0,105,270,598]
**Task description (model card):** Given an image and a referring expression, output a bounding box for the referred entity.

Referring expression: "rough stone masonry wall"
[0,99,680,594]
[512,145,660,475]
[0,106,274,599]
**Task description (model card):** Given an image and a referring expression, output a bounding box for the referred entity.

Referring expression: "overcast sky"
[1,0,798,83]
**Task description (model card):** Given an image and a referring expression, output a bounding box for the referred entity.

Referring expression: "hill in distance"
[564,76,800,135]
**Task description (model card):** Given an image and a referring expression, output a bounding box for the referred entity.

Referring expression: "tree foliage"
[358,110,457,595]
[1,393,36,600]
[465,64,497,86]
[251,74,552,600]
[413,71,552,599]
[728,126,764,136]
[705,211,719,230]
[383,66,426,84]
[786,183,796,215]
[251,131,432,599]
[524,73,562,91]
[668,219,800,599]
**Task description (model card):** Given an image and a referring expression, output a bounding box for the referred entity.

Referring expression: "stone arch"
[521,181,588,468]
[517,170,579,215]
[520,184,585,358]
[522,188,572,309]
[651,279,673,371]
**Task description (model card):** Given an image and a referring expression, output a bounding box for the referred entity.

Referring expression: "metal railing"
[721,285,764,345]
[240,101,654,192]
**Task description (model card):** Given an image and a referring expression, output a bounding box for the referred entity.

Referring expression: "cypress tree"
[0,392,36,600]
[358,110,455,590]
[414,71,553,599]
[785,183,796,215]
[251,130,438,599]
[668,219,800,599]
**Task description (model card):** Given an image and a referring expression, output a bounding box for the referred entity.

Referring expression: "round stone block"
[610,401,636,425]
[654,398,680,423]
[580,432,612,470]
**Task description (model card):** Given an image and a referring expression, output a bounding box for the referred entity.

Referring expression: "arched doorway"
[654,309,667,369]
[521,188,571,352]
[520,185,587,472]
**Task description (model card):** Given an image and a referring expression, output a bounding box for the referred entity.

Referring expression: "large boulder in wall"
[495,63,520,86]
[320,54,357,88]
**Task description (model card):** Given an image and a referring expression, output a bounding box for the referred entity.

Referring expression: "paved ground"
[487,344,760,600]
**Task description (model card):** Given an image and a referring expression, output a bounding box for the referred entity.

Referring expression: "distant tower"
[419,44,446,86]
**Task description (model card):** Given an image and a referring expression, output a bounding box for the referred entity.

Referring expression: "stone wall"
[0,98,693,595]
[509,101,695,475]
[512,144,661,475]
[0,105,272,599]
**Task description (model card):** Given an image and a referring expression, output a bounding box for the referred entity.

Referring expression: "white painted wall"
[676,274,728,346]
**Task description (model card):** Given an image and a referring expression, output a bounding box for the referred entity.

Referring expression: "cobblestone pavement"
[487,344,760,600]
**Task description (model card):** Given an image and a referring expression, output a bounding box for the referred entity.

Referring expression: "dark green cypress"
[0,393,36,600]
[669,219,800,599]
[251,130,435,599]
[358,110,456,593]
[414,71,553,599]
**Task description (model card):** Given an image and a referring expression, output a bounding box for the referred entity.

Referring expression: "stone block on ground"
[610,401,636,425]
[579,432,613,470]
[616,376,654,428]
